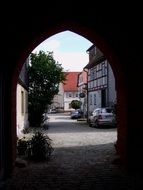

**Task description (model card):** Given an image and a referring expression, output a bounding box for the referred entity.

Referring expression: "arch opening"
[2,23,128,180]
[15,29,126,162]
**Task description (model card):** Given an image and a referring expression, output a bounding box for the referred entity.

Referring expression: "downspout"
[83,68,88,123]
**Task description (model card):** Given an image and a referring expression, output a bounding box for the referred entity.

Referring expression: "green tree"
[70,100,82,110]
[28,50,66,127]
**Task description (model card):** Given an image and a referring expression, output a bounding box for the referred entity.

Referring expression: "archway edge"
[13,20,127,165]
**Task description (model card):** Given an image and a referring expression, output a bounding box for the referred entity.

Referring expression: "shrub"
[27,131,54,161]
[17,137,28,156]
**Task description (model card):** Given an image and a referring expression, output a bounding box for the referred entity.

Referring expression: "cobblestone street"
[1,113,142,189]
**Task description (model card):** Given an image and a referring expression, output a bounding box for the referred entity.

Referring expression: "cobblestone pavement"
[1,113,142,190]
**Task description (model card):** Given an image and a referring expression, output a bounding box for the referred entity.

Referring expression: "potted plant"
[17,137,28,156]
[27,131,53,161]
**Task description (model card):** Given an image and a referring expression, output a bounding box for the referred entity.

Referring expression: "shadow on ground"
[1,143,138,190]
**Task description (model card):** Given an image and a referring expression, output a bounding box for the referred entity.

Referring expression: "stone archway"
[13,25,127,161]
[1,17,133,180]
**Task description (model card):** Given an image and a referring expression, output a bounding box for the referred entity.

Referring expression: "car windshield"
[102,108,113,113]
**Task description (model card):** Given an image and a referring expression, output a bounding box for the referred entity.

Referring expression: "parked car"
[48,108,57,114]
[70,109,82,119]
[88,107,116,127]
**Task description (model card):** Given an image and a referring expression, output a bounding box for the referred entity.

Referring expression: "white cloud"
[53,51,88,71]
[33,40,60,53]
[32,37,90,71]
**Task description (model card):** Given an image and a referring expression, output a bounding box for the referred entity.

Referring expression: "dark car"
[70,110,82,119]
[48,108,57,114]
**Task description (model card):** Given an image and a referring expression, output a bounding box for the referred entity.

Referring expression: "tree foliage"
[70,100,82,110]
[28,50,66,127]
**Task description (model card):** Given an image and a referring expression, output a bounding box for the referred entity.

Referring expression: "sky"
[32,31,93,72]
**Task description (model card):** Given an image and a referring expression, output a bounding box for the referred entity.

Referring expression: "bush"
[27,131,54,161]
[17,137,28,156]
[16,131,54,161]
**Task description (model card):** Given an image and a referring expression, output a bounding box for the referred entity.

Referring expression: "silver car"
[88,107,116,127]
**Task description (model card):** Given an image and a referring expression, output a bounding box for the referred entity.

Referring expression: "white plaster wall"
[88,90,101,115]
[16,84,29,137]
[64,92,80,111]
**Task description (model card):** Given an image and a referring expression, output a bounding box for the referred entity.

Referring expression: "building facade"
[77,70,87,117]
[16,58,29,137]
[84,45,116,115]
[63,72,80,111]
[50,82,64,111]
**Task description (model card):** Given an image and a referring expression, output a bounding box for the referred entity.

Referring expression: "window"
[94,80,97,87]
[90,81,93,88]
[90,69,94,80]
[94,68,97,79]
[102,62,107,76]
[102,77,107,85]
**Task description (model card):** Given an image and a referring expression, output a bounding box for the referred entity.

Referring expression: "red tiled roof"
[63,72,80,91]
